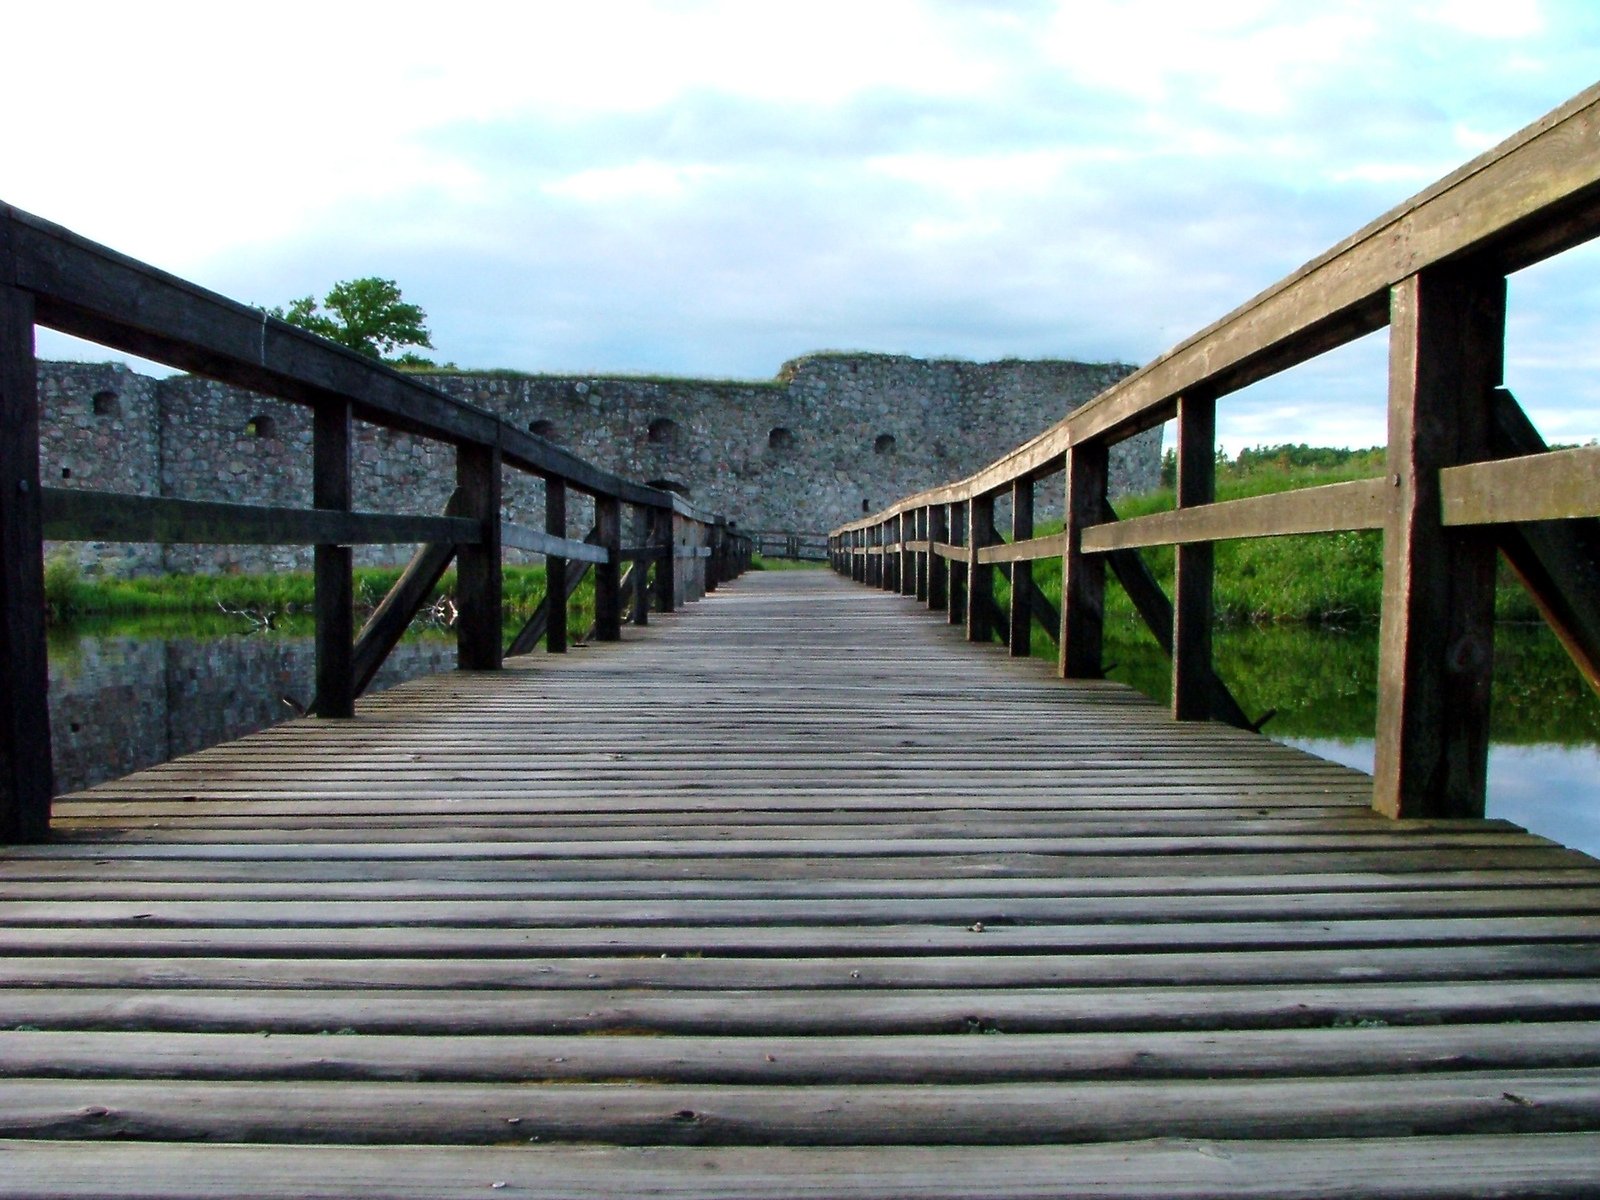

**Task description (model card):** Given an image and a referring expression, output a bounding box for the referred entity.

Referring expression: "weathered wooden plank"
[1060,442,1108,679]
[1080,478,1391,553]
[8,1022,1600,1085]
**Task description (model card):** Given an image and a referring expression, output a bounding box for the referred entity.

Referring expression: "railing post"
[455,441,503,670]
[545,479,568,652]
[927,505,948,611]
[705,519,722,594]
[632,505,651,622]
[948,501,967,626]
[654,505,675,613]
[915,507,930,602]
[900,512,916,597]
[1172,394,1215,719]
[1060,441,1108,678]
[594,493,622,640]
[1373,266,1504,819]
[1009,478,1034,657]
[966,492,995,643]
[0,251,53,844]
[313,399,354,718]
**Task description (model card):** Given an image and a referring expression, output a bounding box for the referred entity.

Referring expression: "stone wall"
[38,352,1160,576]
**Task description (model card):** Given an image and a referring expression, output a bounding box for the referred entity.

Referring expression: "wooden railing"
[0,205,750,842]
[832,82,1600,822]
[748,529,830,562]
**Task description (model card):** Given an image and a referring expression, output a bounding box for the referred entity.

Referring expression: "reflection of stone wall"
[39,352,1159,576]
[47,630,456,795]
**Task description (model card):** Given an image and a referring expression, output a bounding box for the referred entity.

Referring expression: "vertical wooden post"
[0,263,52,843]
[1373,266,1504,819]
[1060,441,1108,678]
[545,479,568,652]
[915,507,930,602]
[594,493,622,640]
[1009,478,1035,657]
[927,504,948,611]
[632,506,650,623]
[966,492,994,643]
[901,512,916,597]
[455,441,503,670]
[313,399,354,718]
[948,501,967,625]
[1172,394,1216,720]
[654,505,675,613]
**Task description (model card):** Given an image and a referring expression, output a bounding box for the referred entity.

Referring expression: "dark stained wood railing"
[0,206,750,842]
[832,81,1600,823]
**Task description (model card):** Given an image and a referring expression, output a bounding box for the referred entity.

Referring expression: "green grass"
[751,554,828,571]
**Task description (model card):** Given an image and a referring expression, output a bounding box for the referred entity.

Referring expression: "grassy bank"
[45,559,599,644]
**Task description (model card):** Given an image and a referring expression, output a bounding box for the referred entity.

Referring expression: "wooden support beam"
[455,442,502,671]
[1482,388,1600,695]
[1441,442,1600,525]
[1172,393,1216,722]
[594,494,622,640]
[1009,478,1034,658]
[312,400,354,719]
[543,481,568,654]
[0,264,52,843]
[1373,266,1504,819]
[343,491,466,704]
[1103,540,1256,732]
[1060,441,1108,680]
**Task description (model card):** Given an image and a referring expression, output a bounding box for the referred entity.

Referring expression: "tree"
[270,277,434,363]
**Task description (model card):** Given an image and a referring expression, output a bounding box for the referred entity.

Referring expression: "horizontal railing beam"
[1080,478,1392,553]
[1441,445,1600,526]
[41,488,481,547]
[978,533,1068,564]
[500,521,609,563]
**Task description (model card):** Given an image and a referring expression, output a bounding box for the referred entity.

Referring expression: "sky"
[5,0,1600,454]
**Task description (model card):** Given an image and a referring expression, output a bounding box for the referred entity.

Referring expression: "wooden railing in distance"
[831,81,1600,823]
[748,529,830,562]
[0,206,750,842]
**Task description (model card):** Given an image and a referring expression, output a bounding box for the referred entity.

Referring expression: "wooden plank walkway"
[4,570,1600,1197]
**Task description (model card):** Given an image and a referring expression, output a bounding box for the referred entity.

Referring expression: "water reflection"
[47,618,457,796]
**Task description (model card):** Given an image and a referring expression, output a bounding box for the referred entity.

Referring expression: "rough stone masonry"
[38,351,1160,576]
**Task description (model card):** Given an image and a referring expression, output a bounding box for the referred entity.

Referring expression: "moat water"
[44,613,1600,859]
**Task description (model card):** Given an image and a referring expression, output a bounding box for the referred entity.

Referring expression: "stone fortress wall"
[38,352,1161,577]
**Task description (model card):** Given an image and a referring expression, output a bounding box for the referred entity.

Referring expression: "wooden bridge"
[3,84,1600,1198]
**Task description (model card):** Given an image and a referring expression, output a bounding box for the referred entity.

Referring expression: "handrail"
[829,82,1600,823]
[0,205,752,842]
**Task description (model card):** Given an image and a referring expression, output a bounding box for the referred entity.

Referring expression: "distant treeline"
[1160,443,1383,489]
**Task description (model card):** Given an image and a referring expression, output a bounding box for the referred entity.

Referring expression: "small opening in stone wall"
[61,467,72,480]
[874,433,896,455]
[767,427,794,451]
[647,478,692,499]
[245,415,277,439]
[862,498,870,513]
[529,419,556,440]
[648,417,677,445]
[92,390,120,417]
